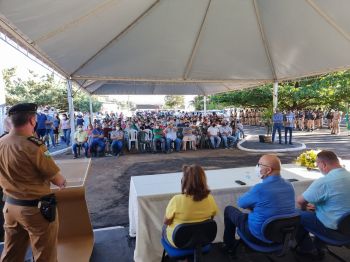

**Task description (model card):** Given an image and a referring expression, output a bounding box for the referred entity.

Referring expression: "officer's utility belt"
[4,194,57,223]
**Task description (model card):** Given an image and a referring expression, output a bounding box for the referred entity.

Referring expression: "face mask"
[116,127,120,131]
[78,127,83,131]
[155,126,159,129]
[255,164,262,179]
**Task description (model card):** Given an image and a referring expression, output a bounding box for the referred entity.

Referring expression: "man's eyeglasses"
[257,163,271,168]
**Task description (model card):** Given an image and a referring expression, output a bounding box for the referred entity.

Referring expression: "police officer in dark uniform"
[0,103,66,262]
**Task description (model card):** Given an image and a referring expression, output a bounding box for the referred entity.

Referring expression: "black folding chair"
[161,219,217,262]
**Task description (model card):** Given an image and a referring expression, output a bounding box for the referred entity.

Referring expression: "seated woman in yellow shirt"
[163,164,219,247]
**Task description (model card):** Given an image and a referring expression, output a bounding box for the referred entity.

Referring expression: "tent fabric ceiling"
[1,0,350,95]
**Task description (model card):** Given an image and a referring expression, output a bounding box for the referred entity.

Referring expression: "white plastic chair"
[128,129,138,151]
[144,129,153,141]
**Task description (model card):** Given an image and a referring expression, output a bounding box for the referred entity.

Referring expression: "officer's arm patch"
[44,150,51,158]
[27,136,44,146]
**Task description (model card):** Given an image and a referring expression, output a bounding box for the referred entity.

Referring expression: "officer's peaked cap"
[8,103,38,116]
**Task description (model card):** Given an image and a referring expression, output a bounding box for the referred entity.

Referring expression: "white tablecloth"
[129,164,324,262]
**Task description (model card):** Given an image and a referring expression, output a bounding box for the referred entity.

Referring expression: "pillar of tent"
[66,79,75,144]
[273,81,278,111]
[89,95,93,124]
[0,70,6,135]
[203,95,207,114]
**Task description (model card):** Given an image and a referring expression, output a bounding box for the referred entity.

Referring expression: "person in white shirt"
[207,122,221,149]
[165,123,181,153]
[219,121,237,148]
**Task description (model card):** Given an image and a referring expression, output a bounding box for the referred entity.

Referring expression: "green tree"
[164,95,185,109]
[2,67,102,112]
[211,84,272,109]
[73,92,102,112]
[210,70,350,111]
[190,95,204,110]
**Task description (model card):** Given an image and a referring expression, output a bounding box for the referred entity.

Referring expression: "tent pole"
[0,70,6,135]
[66,79,75,143]
[203,96,207,114]
[346,102,350,136]
[273,81,278,110]
[89,95,93,124]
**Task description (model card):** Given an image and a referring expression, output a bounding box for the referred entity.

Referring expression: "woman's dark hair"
[181,165,210,201]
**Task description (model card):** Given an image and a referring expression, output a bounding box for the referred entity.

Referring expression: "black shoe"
[219,240,239,258]
[295,247,325,260]
[219,243,236,255]
[289,142,293,145]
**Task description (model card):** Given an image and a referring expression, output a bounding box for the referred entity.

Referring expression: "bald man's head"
[260,155,281,170]
[258,154,281,179]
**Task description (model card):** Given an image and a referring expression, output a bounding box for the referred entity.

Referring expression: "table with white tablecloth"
[129,164,325,262]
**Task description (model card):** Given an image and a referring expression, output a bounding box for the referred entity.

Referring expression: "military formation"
[237,108,343,135]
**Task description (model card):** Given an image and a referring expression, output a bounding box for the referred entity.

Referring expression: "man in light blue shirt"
[272,109,283,144]
[296,150,350,255]
[223,155,296,252]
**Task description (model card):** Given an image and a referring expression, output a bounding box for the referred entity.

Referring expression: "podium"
[53,158,93,262]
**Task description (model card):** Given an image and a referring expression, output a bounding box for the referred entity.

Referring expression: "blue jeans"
[36,129,46,139]
[165,138,181,152]
[209,136,221,148]
[296,211,350,252]
[72,142,89,157]
[62,129,71,146]
[111,140,123,155]
[45,129,55,147]
[284,127,293,144]
[90,139,105,154]
[272,123,282,143]
[221,135,237,148]
[224,206,267,248]
[153,138,165,152]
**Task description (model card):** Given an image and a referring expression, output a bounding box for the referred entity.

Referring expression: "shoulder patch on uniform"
[44,150,51,158]
[27,136,44,146]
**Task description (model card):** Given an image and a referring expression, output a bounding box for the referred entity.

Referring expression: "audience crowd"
[3,106,344,159]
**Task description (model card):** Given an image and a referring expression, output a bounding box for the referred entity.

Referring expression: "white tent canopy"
[1,0,350,95]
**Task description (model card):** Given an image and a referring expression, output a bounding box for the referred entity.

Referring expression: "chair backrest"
[172,219,217,249]
[144,129,153,141]
[262,213,300,243]
[338,211,350,236]
[129,129,138,140]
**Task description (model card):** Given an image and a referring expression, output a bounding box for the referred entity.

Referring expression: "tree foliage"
[164,95,185,109]
[2,67,102,112]
[210,70,350,111]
